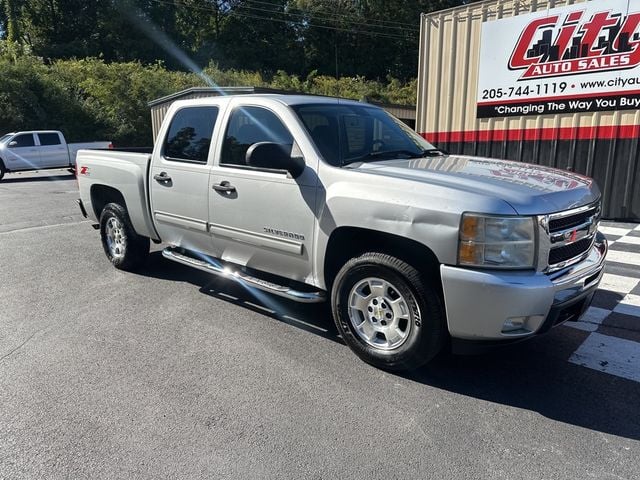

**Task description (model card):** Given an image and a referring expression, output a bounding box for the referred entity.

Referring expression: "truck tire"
[99,202,149,271]
[331,252,446,371]
[0,160,5,181]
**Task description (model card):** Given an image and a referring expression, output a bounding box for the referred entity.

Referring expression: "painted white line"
[282,315,328,333]
[605,249,640,266]
[635,224,640,231]
[617,235,640,245]
[614,294,640,318]
[0,221,90,235]
[565,306,611,332]
[599,273,640,295]
[600,226,632,237]
[569,332,640,383]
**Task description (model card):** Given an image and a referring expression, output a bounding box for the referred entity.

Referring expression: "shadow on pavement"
[1,172,75,184]
[138,251,340,343]
[138,251,640,441]
[410,333,640,441]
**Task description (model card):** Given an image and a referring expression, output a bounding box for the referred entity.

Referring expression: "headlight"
[458,213,536,269]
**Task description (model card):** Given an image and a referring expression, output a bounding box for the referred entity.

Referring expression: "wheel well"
[90,184,127,219]
[323,227,443,293]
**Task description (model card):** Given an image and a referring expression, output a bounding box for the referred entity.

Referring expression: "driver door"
[208,102,318,285]
[4,133,41,171]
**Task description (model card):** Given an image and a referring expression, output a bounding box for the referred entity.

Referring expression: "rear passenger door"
[37,132,68,168]
[4,133,41,171]
[149,105,220,254]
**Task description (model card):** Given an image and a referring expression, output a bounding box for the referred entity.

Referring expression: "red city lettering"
[614,12,640,51]
[509,16,559,69]
[553,11,584,62]
[509,9,639,71]
[579,12,620,56]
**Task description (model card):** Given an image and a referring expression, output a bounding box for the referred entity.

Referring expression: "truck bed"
[67,141,113,164]
[76,149,159,240]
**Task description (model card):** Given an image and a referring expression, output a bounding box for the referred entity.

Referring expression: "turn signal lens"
[461,215,482,241]
[458,242,483,264]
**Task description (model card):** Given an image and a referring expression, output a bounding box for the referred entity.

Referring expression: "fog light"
[502,317,528,334]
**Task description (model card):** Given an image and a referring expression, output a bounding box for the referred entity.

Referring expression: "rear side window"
[164,107,219,163]
[11,134,35,148]
[38,133,62,146]
[221,106,293,167]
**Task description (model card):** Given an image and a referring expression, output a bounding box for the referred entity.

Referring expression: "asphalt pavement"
[1,169,639,479]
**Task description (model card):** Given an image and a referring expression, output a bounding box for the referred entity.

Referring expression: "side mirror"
[246,142,305,178]
[8,141,18,147]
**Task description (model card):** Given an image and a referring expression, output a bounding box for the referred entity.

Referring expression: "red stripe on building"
[422,125,640,144]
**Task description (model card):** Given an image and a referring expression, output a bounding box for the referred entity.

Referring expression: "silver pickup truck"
[0,130,111,181]
[76,94,607,371]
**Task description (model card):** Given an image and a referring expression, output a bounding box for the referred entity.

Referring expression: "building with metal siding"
[416,0,640,221]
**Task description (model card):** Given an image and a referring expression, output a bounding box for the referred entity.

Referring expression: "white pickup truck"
[76,94,607,371]
[0,130,111,181]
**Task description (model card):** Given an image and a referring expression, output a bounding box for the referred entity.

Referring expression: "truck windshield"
[0,134,13,144]
[292,103,438,166]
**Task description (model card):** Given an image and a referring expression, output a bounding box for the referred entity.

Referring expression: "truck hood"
[349,155,600,215]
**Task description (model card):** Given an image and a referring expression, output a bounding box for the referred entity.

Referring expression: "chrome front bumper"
[441,232,608,341]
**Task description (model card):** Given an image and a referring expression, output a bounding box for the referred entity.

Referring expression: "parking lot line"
[605,250,640,266]
[569,332,640,383]
[599,273,640,295]
[599,226,633,237]
[614,294,640,318]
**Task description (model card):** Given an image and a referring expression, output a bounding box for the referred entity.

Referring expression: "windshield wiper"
[343,148,447,166]
[344,149,425,165]
[422,148,447,156]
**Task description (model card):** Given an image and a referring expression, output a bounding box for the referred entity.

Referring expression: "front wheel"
[99,203,149,271]
[331,252,446,371]
[0,161,6,181]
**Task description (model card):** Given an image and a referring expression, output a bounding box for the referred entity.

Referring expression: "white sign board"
[477,0,640,118]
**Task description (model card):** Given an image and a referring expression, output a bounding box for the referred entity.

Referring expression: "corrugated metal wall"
[416,0,640,221]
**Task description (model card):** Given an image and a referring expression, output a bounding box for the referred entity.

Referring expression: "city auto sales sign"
[477,0,640,118]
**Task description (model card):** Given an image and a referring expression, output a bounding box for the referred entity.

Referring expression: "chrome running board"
[162,247,326,304]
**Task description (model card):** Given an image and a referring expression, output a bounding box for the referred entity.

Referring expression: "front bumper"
[441,231,607,343]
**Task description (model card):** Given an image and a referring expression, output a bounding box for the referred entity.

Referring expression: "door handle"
[212,181,236,193]
[154,172,172,183]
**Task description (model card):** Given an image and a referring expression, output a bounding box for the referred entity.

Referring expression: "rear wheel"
[99,203,149,271]
[331,252,446,371]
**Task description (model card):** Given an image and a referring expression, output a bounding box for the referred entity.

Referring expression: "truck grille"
[545,201,601,272]
[548,205,599,232]
[548,237,593,265]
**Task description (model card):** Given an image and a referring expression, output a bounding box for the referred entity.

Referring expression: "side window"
[163,106,218,163]
[10,134,35,148]
[221,106,293,167]
[38,133,62,146]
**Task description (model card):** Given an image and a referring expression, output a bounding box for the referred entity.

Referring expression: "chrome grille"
[548,237,593,265]
[548,205,599,232]
[541,201,601,273]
